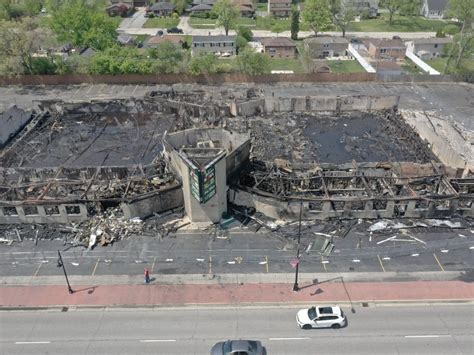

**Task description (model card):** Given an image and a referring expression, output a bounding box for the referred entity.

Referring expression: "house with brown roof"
[376,61,402,76]
[110,0,148,7]
[304,36,349,59]
[367,39,406,60]
[145,35,185,48]
[233,0,255,17]
[268,0,292,18]
[106,2,134,17]
[261,37,297,58]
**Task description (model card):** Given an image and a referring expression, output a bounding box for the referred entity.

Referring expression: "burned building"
[164,128,250,223]
[0,88,472,229]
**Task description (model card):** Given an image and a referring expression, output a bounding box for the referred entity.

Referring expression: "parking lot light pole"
[57,250,74,294]
[293,196,303,292]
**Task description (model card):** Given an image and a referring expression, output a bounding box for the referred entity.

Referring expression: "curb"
[2,299,473,312]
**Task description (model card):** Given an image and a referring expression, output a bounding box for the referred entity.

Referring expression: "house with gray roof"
[304,36,349,59]
[192,35,236,56]
[421,0,449,19]
[405,37,452,59]
[188,3,213,13]
[149,2,176,16]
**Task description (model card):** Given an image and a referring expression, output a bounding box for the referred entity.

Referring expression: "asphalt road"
[1,226,473,279]
[1,305,472,354]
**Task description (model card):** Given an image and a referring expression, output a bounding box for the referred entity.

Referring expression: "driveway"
[117,8,147,31]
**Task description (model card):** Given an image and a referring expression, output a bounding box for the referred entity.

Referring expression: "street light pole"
[293,195,303,292]
[57,250,74,294]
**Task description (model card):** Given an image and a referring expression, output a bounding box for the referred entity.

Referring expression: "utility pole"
[293,195,303,292]
[57,250,74,294]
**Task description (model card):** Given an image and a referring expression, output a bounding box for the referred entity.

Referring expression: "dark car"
[210,340,266,355]
[167,27,183,34]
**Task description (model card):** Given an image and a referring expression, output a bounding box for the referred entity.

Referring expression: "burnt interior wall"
[0,106,33,148]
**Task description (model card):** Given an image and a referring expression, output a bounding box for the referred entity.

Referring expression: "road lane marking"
[405,335,451,338]
[151,257,156,273]
[15,341,51,344]
[269,337,310,341]
[377,255,386,272]
[321,256,327,272]
[85,85,94,94]
[265,255,269,273]
[34,262,42,276]
[140,339,176,343]
[433,253,445,271]
[352,259,360,263]
[91,257,100,276]
[208,256,212,275]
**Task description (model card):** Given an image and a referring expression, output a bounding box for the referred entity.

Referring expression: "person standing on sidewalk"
[144,268,150,284]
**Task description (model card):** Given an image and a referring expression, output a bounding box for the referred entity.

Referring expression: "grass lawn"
[350,14,454,32]
[401,60,424,74]
[189,17,216,28]
[237,17,257,27]
[326,60,365,73]
[425,57,474,73]
[268,58,305,73]
[143,17,180,28]
[109,16,124,27]
[425,58,448,72]
[257,3,268,11]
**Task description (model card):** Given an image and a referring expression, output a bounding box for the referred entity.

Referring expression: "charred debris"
[0,88,472,247]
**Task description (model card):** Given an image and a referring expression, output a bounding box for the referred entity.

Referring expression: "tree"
[329,0,355,37]
[445,0,474,71]
[147,42,185,73]
[189,52,219,75]
[237,26,253,42]
[302,0,332,36]
[290,5,299,40]
[171,0,188,14]
[88,46,157,75]
[399,0,422,17]
[0,18,50,74]
[380,0,402,25]
[271,21,287,36]
[48,0,117,50]
[235,26,253,53]
[213,0,239,36]
[235,35,248,54]
[236,46,269,75]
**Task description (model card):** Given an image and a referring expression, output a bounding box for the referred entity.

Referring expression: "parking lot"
[0,82,472,132]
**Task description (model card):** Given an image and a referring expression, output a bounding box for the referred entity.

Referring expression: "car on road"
[167,27,183,34]
[210,339,266,355]
[296,305,346,329]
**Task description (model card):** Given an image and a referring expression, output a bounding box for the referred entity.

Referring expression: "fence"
[0,73,376,86]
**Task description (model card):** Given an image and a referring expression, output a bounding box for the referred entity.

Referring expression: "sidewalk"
[1,273,473,309]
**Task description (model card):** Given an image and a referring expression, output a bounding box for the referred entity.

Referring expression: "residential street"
[118,12,436,38]
[1,305,472,354]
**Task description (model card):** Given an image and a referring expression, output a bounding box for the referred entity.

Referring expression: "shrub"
[443,24,460,35]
